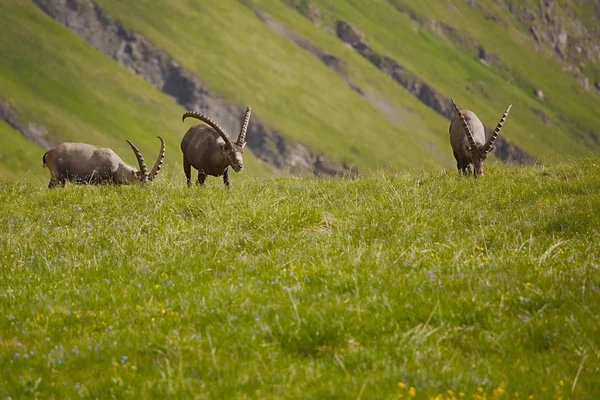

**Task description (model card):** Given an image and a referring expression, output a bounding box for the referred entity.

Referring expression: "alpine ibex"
[181,107,251,188]
[42,137,165,188]
[449,100,512,177]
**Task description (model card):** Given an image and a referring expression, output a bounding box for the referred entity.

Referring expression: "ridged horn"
[182,111,234,148]
[126,140,148,181]
[483,104,512,154]
[236,106,252,146]
[148,136,166,181]
[451,99,478,152]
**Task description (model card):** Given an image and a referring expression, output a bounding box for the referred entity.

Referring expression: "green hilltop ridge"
[1,0,600,179]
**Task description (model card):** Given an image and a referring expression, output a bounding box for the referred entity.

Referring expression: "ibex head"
[450,100,511,177]
[182,107,251,172]
[126,136,166,182]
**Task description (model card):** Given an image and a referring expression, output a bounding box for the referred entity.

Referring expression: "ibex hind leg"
[453,151,461,173]
[48,177,65,189]
[183,157,192,187]
[197,171,207,186]
[223,168,230,189]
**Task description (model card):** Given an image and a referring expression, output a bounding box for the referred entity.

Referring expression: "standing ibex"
[449,100,512,177]
[43,137,165,188]
[181,107,251,188]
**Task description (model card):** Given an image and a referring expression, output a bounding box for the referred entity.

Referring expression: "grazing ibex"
[181,107,251,188]
[449,100,512,177]
[43,137,165,188]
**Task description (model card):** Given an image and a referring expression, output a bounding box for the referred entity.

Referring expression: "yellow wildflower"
[408,387,416,397]
[559,380,564,386]
[398,382,406,390]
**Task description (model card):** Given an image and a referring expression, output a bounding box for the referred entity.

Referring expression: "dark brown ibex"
[43,137,165,188]
[181,107,251,188]
[449,100,511,177]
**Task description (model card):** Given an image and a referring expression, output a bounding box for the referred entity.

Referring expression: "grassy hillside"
[93,0,453,171]
[0,1,272,181]
[95,0,600,164]
[1,161,599,398]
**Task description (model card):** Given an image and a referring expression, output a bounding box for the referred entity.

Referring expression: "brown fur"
[181,108,251,188]
[43,138,165,188]
[449,100,511,177]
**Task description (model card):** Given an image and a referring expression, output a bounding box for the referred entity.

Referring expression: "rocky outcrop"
[0,100,53,149]
[252,9,403,125]
[31,0,352,176]
[502,0,600,91]
[335,21,534,164]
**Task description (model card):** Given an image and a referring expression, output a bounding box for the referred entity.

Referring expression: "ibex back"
[43,137,165,188]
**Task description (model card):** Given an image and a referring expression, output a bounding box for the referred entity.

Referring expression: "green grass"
[1,161,599,398]
[0,1,272,180]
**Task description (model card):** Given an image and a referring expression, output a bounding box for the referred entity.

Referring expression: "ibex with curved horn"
[449,100,511,177]
[42,137,165,188]
[181,106,251,188]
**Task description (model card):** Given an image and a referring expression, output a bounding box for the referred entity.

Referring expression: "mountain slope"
[2,0,600,181]
[90,0,600,162]
[0,1,272,180]
[90,0,453,171]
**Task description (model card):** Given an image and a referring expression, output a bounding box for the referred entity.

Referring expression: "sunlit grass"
[1,161,599,398]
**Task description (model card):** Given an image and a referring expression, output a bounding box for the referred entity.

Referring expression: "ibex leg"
[223,168,230,189]
[197,171,207,186]
[183,156,192,187]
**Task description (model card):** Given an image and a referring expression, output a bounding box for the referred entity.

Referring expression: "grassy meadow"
[1,161,599,398]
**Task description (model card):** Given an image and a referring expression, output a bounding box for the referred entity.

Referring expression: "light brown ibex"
[181,107,251,188]
[449,100,512,177]
[42,137,165,188]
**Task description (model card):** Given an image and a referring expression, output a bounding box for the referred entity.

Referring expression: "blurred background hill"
[1,0,600,180]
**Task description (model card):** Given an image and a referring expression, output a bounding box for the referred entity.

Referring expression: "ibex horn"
[182,111,234,148]
[451,99,478,152]
[148,136,166,181]
[236,106,252,146]
[483,104,512,154]
[126,140,148,181]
